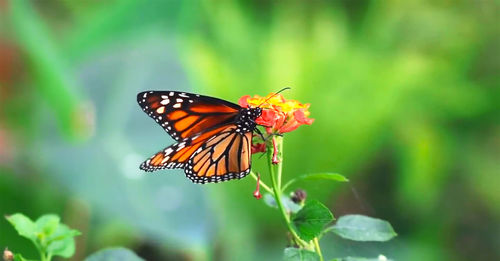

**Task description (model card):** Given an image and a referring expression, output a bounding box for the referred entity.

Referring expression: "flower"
[253,173,262,199]
[239,93,314,134]
[251,142,266,154]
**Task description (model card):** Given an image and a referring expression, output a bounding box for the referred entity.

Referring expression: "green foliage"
[2,0,497,260]
[327,215,396,242]
[5,213,80,261]
[13,253,37,261]
[284,248,320,261]
[85,248,144,261]
[282,173,349,192]
[291,200,334,241]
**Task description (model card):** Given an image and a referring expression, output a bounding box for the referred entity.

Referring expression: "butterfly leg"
[253,126,267,141]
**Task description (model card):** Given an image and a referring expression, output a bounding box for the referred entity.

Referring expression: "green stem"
[38,248,47,261]
[313,237,324,261]
[275,136,283,188]
[267,136,307,247]
[249,170,274,195]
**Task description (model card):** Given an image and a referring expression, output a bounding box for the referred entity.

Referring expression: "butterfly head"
[237,107,262,133]
[240,107,262,120]
[250,107,262,118]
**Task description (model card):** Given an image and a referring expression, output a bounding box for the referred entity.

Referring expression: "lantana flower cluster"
[239,92,314,161]
[239,93,314,135]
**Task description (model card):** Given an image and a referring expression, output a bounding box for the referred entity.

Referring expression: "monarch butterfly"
[137,90,264,184]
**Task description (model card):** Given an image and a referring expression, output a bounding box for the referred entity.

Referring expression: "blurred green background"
[0,0,498,260]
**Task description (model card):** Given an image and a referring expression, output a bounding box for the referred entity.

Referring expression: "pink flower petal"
[238,95,251,108]
[279,120,300,133]
[294,109,314,125]
[251,143,266,154]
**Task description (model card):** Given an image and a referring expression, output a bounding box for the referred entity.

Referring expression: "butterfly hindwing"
[184,126,253,184]
[137,91,241,141]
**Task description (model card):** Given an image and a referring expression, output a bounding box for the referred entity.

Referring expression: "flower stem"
[275,136,283,188]
[313,237,324,261]
[38,248,48,261]
[267,136,307,247]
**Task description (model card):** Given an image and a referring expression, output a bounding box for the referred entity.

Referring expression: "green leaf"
[292,200,334,241]
[5,213,36,241]
[13,253,37,261]
[6,213,80,259]
[283,248,320,261]
[283,173,348,191]
[46,224,81,258]
[85,248,144,261]
[263,193,302,213]
[35,214,60,237]
[329,215,397,242]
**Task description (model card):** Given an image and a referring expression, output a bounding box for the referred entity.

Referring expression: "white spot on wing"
[161,99,170,105]
[156,106,165,114]
[173,103,181,108]
[161,156,170,164]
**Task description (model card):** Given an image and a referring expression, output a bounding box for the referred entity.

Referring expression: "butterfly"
[137,91,263,184]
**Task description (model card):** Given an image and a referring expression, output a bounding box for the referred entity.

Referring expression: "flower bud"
[291,189,307,204]
[253,173,262,200]
[3,248,13,261]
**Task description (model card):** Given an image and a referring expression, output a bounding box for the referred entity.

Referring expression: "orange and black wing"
[185,126,253,183]
[139,124,237,172]
[140,125,253,184]
[137,91,241,141]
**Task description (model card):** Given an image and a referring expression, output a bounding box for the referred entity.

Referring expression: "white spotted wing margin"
[139,138,193,172]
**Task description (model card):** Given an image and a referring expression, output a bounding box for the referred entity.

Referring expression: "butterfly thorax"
[236,107,262,134]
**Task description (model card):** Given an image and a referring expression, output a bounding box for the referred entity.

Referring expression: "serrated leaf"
[5,213,36,241]
[291,200,334,241]
[35,214,60,236]
[46,237,75,258]
[46,224,80,258]
[85,248,144,261]
[283,248,320,261]
[329,215,397,242]
[283,173,348,191]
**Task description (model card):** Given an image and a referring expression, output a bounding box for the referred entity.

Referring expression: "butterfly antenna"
[257,87,291,108]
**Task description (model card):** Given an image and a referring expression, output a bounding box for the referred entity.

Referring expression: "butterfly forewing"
[137,91,241,141]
